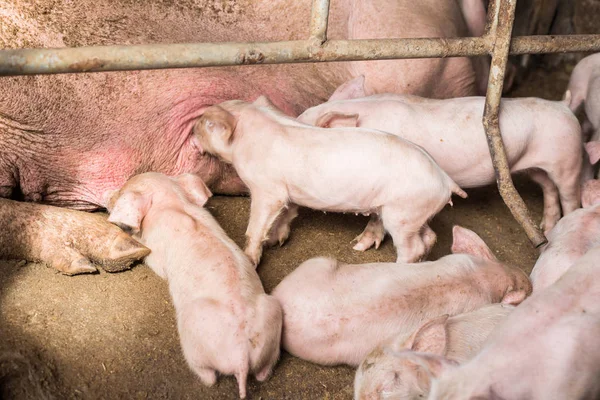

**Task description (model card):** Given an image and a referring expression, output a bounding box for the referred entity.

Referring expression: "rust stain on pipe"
[483,0,547,247]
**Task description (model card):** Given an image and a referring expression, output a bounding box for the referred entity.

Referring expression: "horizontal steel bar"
[0,34,597,76]
[0,37,490,76]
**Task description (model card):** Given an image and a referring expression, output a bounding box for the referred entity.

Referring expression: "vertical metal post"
[309,0,330,44]
[483,0,547,247]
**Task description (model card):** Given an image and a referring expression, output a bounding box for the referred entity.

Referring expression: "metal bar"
[0,38,490,76]
[483,0,547,247]
[2,34,600,76]
[510,35,600,54]
[309,0,330,43]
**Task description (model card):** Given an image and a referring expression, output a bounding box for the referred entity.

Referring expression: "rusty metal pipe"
[0,37,491,76]
[483,0,547,247]
[510,34,600,54]
[3,34,600,76]
[309,0,330,43]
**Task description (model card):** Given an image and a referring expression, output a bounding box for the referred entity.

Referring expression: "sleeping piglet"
[193,97,466,266]
[271,226,531,368]
[106,172,282,399]
[354,304,514,400]
[428,245,600,400]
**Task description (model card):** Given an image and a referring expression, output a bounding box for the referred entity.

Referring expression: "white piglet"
[193,98,466,266]
[530,179,600,292]
[272,226,531,368]
[428,245,600,400]
[106,172,282,399]
[354,304,514,400]
[567,52,600,142]
[298,76,586,236]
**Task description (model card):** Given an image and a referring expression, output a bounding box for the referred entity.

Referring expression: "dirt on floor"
[0,51,589,400]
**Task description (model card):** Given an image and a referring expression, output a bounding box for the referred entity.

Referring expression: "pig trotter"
[244,196,286,266]
[353,214,386,252]
[265,204,299,248]
[0,198,150,275]
[50,247,98,275]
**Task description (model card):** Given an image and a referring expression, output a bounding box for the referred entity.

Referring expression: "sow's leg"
[0,198,149,275]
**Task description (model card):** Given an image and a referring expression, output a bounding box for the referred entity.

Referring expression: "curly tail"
[448,181,468,206]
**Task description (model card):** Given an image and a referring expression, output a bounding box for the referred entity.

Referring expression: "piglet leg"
[244,196,286,266]
[528,169,561,233]
[352,214,386,251]
[265,204,299,247]
[0,198,149,275]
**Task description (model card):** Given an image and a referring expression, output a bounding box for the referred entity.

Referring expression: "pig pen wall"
[1,4,599,400]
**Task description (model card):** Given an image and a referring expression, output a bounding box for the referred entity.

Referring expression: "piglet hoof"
[352,229,384,252]
[244,246,262,268]
[266,225,291,248]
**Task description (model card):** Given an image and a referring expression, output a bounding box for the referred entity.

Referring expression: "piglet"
[298,76,585,235]
[530,179,600,292]
[106,172,282,399]
[193,97,466,266]
[271,226,530,367]
[428,245,600,400]
[567,52,600,142]
[355,304,514,400]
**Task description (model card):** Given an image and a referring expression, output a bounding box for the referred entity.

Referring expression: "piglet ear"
[329,75,367,101]
[196,105,237,143]
[173,173,212,207]
[582,179,600,208]
[315,112,359,128]
[107,191,151,235]
[585,141,600,165]
[451,226,497,262]
[403,315,449,356]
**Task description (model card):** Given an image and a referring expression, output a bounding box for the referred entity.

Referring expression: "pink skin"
[428,245,600,400]
[193,98,467,265]
[354,304,514,400]
[271,226,531,367]
[586,141,600,179]
[106,172,282,399]
[530,179,600,292]
[0,0,482,208]
[0,0,488,268]
[298,76,586,241]
[567,53,600,142]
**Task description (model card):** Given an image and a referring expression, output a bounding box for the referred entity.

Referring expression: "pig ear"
[107,191,151,235]
[582,179,600,208]
[501,289,528,306]
[315,112,359,128]
[585,141,600,165]
[173,174,213,207]
[197,105,237,143]
[329,75,367,101]
[403,315,449,356]
[397,351,458,379]
[451,226,497,261]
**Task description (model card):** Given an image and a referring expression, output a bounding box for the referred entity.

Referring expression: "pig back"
[273,255,526,366]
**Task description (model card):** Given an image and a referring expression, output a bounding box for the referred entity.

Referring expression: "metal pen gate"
[2,0,599,247]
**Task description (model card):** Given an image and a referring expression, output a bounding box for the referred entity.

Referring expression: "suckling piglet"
[193,97,466,266]
[106,172,282,399]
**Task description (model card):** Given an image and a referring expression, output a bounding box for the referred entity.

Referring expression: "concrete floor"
[0,62,575,399]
